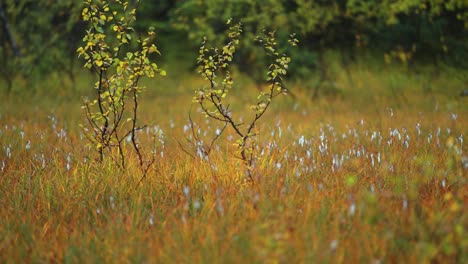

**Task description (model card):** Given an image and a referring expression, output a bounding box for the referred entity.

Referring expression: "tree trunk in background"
[0,2,21,57]
[313,49,328,99]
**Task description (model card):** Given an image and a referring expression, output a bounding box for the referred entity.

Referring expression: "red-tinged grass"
[0,67,467,263]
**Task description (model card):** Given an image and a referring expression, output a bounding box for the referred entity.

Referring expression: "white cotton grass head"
[298,135,305,147]
[66,153,71,171]
[25,140,31,150]
[183,186,190,198]
[5,145,12,159]
[149,215,154,226]
[276,162,282,170]
[349,203,356,216]
[451,113,457,121]
[109,196,115,210]
[330,240,339,251]
[193,199,201,211]
[402,197,408,210]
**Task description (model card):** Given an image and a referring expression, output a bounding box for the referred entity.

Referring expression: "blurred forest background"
[0,0,467,98]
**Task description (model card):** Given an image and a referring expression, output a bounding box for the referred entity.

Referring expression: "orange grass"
[0,73,467,263]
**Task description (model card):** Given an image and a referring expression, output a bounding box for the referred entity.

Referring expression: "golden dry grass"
[0,70,467,263]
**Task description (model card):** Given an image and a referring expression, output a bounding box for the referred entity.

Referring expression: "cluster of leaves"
[76,2,297,181]
[193,20,297,180]
[173,1,296,86]
[77,0,165,175]
[2,0,466,95]
[173,0,468,68]
[0,0,83,92]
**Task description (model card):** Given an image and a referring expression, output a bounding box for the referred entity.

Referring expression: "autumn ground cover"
[0,65,466,263]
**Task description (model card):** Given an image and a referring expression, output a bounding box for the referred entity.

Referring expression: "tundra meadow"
[1,68,466,263]
[1,0,467,263]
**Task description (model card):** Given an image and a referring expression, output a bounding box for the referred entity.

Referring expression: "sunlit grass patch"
[1,64,466,263]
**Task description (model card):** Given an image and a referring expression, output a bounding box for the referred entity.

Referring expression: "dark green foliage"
[0,0,83,92]
[172,1,295,87]
[170,0,467,98]
[0,0,466,94]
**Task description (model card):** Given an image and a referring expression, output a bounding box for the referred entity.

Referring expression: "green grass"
[0,61,466,263]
